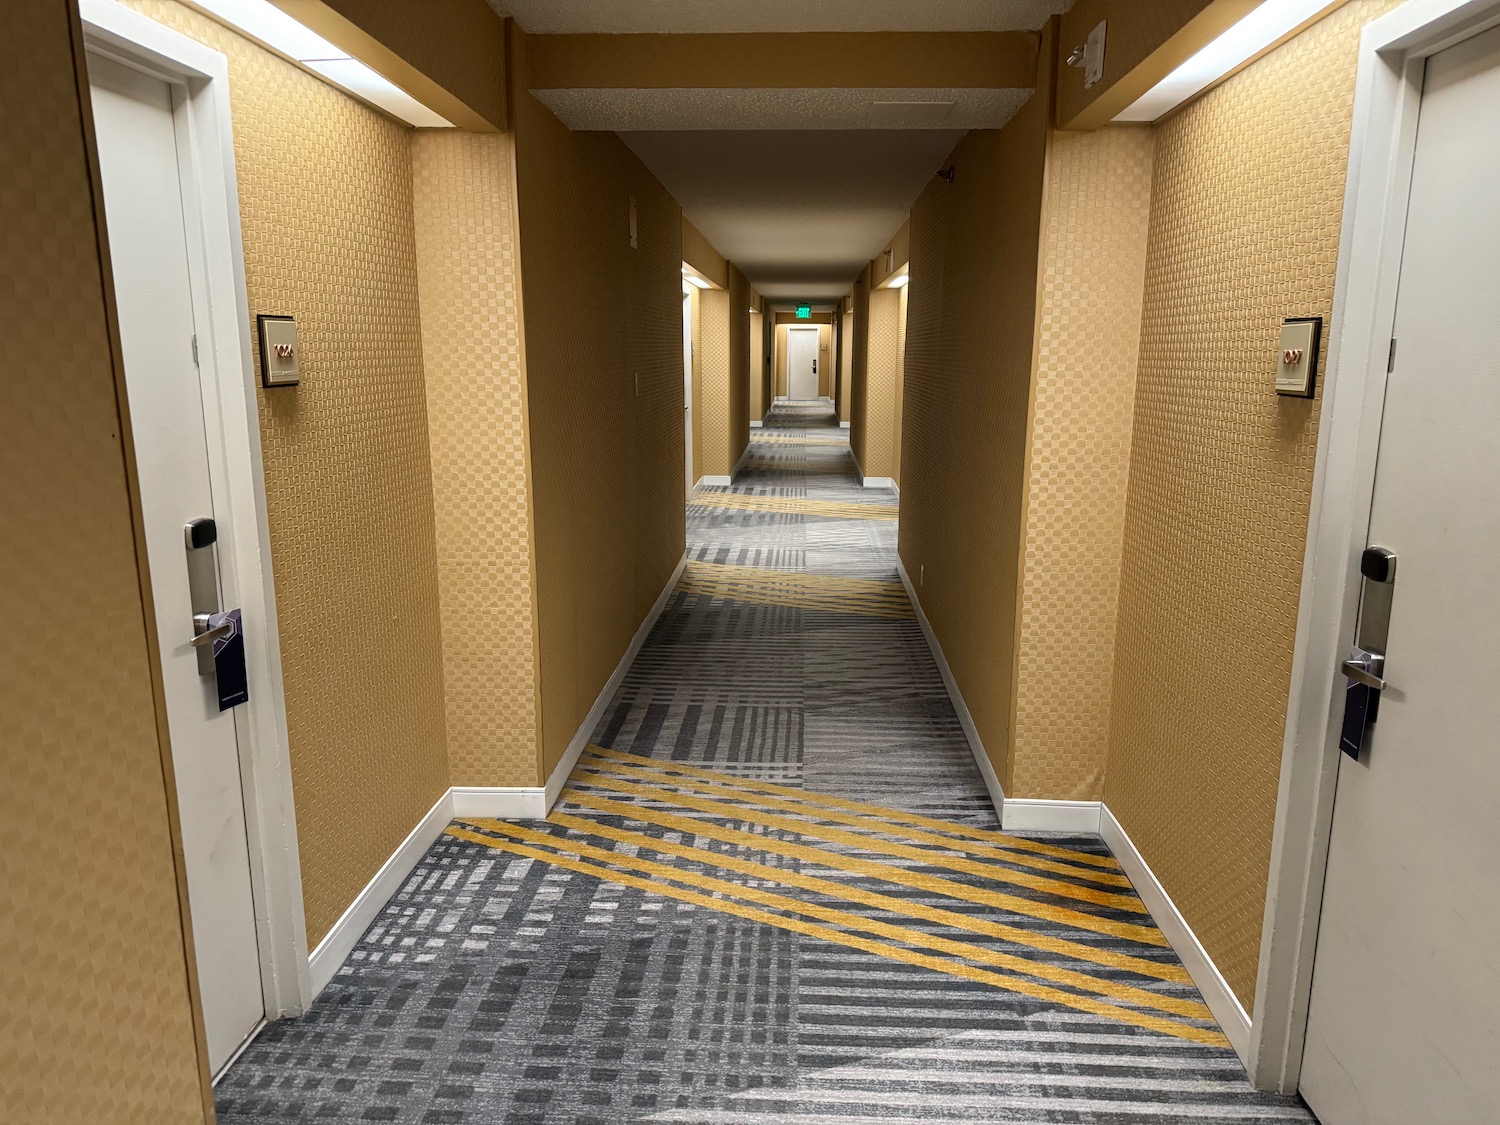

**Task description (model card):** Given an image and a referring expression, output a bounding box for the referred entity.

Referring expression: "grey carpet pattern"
[215,401,1315,1123]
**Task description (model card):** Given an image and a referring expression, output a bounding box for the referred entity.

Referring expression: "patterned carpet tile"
[215,402,1313,1123]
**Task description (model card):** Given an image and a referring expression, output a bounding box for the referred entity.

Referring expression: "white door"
[90,53,265,1074]
[788,327,820,399]
[1299,24,1500,1125]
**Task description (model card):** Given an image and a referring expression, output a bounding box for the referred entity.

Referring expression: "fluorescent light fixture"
[684,275,712,290]
[1115,0,1337,122]
[187,0,453,127]
[879,266,910,290]
[304,59,453,128]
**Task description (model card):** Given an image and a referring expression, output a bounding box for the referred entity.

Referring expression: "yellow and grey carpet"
[216,402,1313,1123]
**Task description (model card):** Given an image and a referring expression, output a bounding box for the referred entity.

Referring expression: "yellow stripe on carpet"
[446,823,1226,1046]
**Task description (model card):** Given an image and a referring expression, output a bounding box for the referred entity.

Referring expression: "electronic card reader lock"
[184,517,249,710]
[1338,547,1396,759]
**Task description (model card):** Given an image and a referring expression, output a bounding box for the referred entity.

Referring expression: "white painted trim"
[1251,0,1500,1094]
[81,0,310,1018]
[308,789,453,997]
[861,476,897,490]
[697,475,732,487]
[450,786,545,819]
[749,420,763,428]
[839,420,851,429]
[896,557,1005,820]
[1001,798,1102,834]
[1102,805,1252,1062]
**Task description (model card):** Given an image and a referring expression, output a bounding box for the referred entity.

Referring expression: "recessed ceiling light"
[1115,0,1338,123]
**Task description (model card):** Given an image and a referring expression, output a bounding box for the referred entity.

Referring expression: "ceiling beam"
[269,0,506,131]
[527,31,1039,91]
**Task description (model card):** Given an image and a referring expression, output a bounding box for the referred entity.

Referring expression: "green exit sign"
[795,304,812,319]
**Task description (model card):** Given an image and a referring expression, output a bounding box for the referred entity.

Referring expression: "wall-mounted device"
[1067,21,1108,89]
[1275,315,1322,397]
[1339,547,1397,759]
[257,314,300,388]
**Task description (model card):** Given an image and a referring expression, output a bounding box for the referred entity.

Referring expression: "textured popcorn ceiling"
[535,87,1032,131]
[624,129,968,299]
[492,0,1069,34]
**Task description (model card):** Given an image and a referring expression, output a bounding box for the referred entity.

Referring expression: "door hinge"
[1387,337,1397,373]
[191,333,200,366]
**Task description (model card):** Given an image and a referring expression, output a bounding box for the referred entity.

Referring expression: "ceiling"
[534,88,1033,132]
[494,1,1065,300]
[490,0,1070,35]
[624,130,966,301]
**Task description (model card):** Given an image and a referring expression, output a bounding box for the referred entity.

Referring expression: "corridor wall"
[411,131,541,791]
[1,2,211,1117]
[898,28,1054,792]
[1011,126,1155,803]
[1103,0,1404,1009]
[510,26,687,777]
[902,0,1406,1015]
[124,0,452,948]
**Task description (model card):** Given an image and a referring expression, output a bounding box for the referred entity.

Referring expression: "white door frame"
[81,0,311,1020]
[787,326,820,399]
[1250,0,1500,1092]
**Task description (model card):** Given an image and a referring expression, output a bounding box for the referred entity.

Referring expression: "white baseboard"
[839,420,851,429]
[749,420,763,428]
[1100,805,1252,1063]
[862,476,896,490]
[1001,798,1102,834]
[698,475,731,487]
[308,788,453,997]
[451,786,545,819]
[896,557,1005,820]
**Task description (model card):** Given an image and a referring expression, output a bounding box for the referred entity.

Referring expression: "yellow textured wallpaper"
[860,286,903,482]
[1104,0,1402,1009]
[123,0,451,946]
[1012,126,1155,801]
[839,306,854,421]
[0,3,208,1119]
[512,27,686,774]
[848,266,873,470]
[899,30,1054,790]
[893,282,907,487]
[727,263,750,474]
[750,309,766,421]
[690,285,704,480]
[699,287,733,476]
[411,131,540,788]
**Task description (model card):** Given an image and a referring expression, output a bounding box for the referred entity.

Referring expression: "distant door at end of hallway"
[89,52,265,1075]
[788,327,820,400]
[1298,22,1500,1125]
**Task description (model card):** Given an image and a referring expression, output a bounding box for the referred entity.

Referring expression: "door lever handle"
[191,614,233,648]
[1340,652,1386,691]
